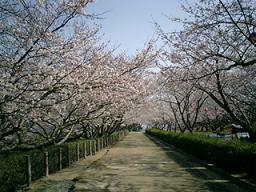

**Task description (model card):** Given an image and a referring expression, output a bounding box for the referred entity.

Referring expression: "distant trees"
[156,0,256,138]
[159,73,208,132]
[0,0,157,151]
[126,123,143,132]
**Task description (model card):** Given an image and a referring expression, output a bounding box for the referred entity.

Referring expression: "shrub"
[0,139,91,191]
[0,130,125,192]
[146,128,256,175]
[0,153,27,192]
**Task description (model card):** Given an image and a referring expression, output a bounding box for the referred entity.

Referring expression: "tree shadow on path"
[145,134,254,192]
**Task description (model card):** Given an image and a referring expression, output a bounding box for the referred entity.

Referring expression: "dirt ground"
[26,132,254,192]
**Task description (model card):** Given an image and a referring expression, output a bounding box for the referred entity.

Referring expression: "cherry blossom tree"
[156,0,256,139]
[157,69,208,132]
[0,0,157,151]
[0,0,99,150]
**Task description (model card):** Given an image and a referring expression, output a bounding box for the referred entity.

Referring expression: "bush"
[127,123,143,132]
[0,153,27,192]
[0,139,91,192]
[0,130,125,192]
[146,128,256,175]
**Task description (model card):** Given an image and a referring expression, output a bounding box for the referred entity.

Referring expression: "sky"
[87,0,187,55]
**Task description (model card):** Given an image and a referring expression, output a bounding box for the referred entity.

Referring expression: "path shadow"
[145,133,253,192]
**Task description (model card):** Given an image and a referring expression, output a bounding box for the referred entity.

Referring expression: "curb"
[145,133,256,192]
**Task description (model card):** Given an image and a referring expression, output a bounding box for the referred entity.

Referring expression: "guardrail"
[0,130,129,192]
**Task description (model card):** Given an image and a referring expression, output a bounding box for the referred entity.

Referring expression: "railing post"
[59,148,62,170]
[44,151,49,177]
[90,140,93,155]
[83,142,87,158]
[67,144,71,166]
[101,137,104,149]
[89,140,91,155]
[76,143,80,161]
[88,140,90,156]
[26,155,32,187]
[96,139,99,152]
[98,139,101,151]
[93,140,96,155]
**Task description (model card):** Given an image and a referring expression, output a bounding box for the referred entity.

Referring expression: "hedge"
[0,130,128,192]
[146,128,256,178]
[0,140,86,192]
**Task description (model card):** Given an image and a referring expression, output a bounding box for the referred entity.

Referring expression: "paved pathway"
[28,132,253,192]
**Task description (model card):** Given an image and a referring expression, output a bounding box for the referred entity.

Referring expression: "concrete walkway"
[27,132,253,192]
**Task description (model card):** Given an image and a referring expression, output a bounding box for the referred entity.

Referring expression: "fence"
[0,130,128,192]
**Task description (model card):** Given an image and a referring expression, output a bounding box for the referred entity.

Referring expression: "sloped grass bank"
[146,128,256,182]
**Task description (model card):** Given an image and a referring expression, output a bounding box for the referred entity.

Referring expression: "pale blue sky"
[87,0,187,55]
